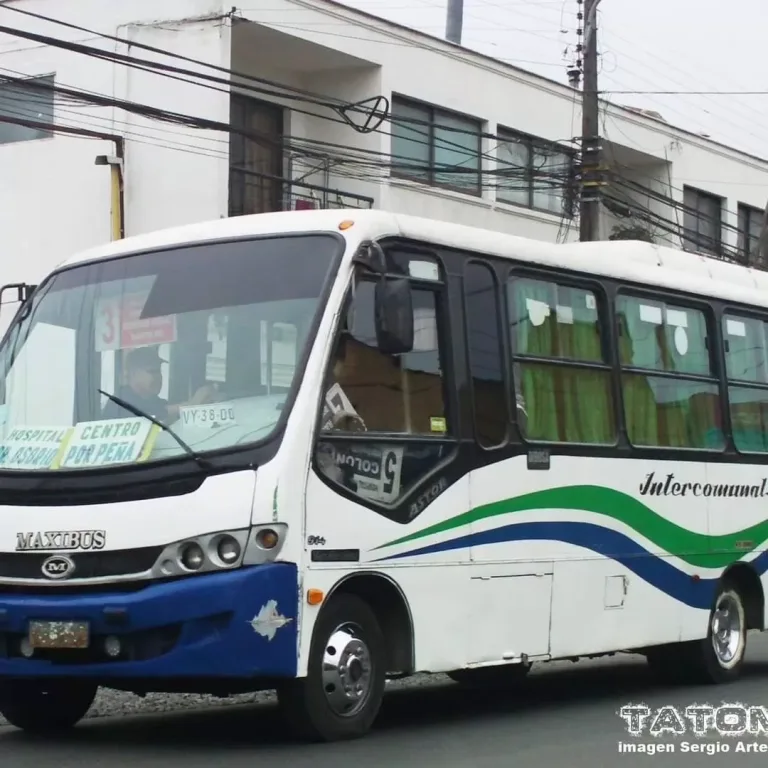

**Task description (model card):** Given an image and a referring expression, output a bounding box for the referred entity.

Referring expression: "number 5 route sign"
[94,294,177,352]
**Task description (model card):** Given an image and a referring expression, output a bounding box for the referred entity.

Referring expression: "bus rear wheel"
[0,679,97,733]
[647,582,748,684]
[277,594,386,742]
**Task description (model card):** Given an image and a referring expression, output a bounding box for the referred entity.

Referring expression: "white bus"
[0,209,766,741]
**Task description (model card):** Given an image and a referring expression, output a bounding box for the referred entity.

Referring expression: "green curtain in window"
[513,280,613,444]
[556,290,613,443]
[617,313,659,447]
[729,386,768,452]
[515,281,559,441]
[618,297,721,449]
[725,317,768,451]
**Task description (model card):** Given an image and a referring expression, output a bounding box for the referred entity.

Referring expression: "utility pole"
[579,0,603,242]
[445,0,464,44]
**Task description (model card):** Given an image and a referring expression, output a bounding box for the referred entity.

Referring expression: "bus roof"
[60,208,768,311]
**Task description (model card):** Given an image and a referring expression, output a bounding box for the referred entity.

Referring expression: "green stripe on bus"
[373,485,768,569]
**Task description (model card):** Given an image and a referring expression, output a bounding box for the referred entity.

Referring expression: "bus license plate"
[28,620,90,649]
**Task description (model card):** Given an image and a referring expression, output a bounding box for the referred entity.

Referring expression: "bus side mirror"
[374,276,414,355]
[0,283,36,315]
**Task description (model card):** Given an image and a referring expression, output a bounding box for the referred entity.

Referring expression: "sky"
[337,0,767,160]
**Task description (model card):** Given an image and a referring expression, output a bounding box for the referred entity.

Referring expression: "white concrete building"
[1,0,767,301]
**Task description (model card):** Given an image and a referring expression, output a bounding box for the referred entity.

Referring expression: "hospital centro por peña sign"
[59,419,155,469]
[0,427,69,470]
[0,418,157,471]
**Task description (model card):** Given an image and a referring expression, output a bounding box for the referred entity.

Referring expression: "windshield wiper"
[98,389,213,471]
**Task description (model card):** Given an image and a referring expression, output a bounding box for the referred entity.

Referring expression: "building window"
[229,94,284,217]
[737,204,765,266]
[683,186,722,255]
[0,75,55,146]
[390,96,482,195]
[496,129,574,216]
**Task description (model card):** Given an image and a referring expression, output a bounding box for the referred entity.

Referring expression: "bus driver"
[102,345,216,424]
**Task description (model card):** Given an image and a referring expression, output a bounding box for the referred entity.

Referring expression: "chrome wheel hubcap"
[321,623,373,717]
[711,593,743,667]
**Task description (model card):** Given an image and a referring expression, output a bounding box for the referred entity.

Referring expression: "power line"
[599,26,768,146]
[606,176,752,264]
[0,5,584,156]
[0,20,391,135]
[0,75,575,197]
[0,74,572,181]
[0,5,577,214]
[0,22,577,181]
[603,90,768,96]
[0,8,580,180]
[0,5,371,114]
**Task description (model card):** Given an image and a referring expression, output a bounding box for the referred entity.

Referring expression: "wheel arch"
[721,561,765,631]
[323,570,415,674]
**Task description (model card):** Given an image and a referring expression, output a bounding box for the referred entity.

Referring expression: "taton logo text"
[16,530,106,552]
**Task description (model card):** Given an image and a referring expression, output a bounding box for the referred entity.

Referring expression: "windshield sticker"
[57,418,158,469]
[94,292,177,352]
[0,426,71,470]
[430,416,447,433]
[179,403,237,430]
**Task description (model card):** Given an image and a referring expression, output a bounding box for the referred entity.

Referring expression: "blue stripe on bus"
[373,521,768,610]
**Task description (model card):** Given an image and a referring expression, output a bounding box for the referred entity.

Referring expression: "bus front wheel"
[0,679,97,733]
[277,593,386,742]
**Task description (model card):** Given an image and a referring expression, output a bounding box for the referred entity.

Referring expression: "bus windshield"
[0,233,340,473]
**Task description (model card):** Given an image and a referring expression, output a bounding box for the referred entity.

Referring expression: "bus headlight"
[179,542,205,571]
[215,534,241,565]
[152,529,249,578]
[150,526,287,577]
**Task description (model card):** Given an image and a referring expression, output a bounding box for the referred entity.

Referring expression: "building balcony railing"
[229,167,374,217]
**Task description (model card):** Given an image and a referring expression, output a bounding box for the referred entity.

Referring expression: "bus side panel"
[468,455,712,658]
[705,460,768,630]
[299,470,472,676]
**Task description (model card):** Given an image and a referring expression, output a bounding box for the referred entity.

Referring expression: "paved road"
[4,635,768,767]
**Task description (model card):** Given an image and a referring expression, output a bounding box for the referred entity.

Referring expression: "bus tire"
[448,662,531,689]
[690,582,748,683]
[0,679,97,733]
[647,582,747,685]
[277,593,386,742]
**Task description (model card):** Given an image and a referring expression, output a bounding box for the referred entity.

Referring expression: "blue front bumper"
[0,563,299,679]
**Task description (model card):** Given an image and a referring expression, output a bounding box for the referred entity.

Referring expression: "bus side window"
[326,280,447,435]
[314,274,455,521]
[465,262,507,447]
[617,294,722,450]
[722,313,768,453]
[507,274,615,445]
